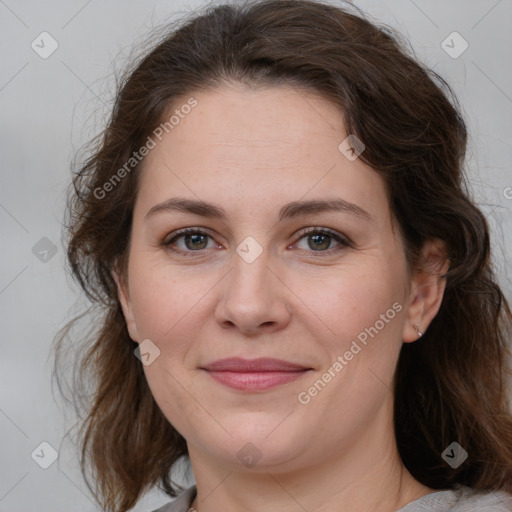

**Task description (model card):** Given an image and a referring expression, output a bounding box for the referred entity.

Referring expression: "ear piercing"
[415,325,423,338]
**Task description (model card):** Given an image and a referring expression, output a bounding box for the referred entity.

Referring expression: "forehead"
[134,84,390,223]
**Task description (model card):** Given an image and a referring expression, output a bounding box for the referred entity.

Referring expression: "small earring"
[415,325,423,338]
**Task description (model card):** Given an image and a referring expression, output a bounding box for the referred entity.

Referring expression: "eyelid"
[293,226,353,247]
[163,227,214,245]
[163,227,220,256]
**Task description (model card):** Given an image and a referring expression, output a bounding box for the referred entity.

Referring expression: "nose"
[214,249,292,336]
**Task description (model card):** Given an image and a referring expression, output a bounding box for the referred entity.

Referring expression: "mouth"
[200,357,313,392]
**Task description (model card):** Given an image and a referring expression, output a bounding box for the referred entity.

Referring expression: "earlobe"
[402,238,450,343]
[111,266,140,343]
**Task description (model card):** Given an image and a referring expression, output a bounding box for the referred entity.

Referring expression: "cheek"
[306,263,404,341]
[127,254,195,343]
[127,262,209,433]
[300,269,405,419]
[305,262,407,402]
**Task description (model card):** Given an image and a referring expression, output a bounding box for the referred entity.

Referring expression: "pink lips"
[201,357,311,391]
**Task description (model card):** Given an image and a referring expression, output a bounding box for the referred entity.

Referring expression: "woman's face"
[115,83,430,472]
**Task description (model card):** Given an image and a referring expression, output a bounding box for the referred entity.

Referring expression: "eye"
[162,228,219,255]
[292,227,352,254]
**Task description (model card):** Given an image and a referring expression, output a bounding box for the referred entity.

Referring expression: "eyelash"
[162,227,352,257]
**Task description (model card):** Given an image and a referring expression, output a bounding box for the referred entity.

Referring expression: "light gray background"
[1,0,511,510]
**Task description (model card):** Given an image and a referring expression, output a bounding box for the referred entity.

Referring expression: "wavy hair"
[53,0,512,510]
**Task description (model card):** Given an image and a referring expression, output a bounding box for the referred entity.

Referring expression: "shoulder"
[149,485,197,512]
[452,486,512,511]
[397,485,512,512]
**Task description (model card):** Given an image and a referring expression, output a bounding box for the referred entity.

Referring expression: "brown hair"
[54,0,512,510]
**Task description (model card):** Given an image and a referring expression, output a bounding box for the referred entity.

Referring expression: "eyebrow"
[144,197,373,223]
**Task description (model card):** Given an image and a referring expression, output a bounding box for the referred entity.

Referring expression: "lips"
[201,357,311,372]
[200,357,312,391]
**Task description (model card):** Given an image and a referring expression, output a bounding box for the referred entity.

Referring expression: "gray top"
[151,484,512,511]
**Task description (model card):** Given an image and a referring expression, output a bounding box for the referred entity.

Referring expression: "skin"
[113,82,449,512]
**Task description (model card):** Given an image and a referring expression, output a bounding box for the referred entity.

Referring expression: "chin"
[206,426,310,470]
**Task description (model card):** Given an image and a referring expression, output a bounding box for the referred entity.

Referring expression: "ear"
[112,263,140,343]
[402,238,450,343]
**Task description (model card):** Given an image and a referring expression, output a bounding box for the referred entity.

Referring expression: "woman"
[54,0,512,511]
